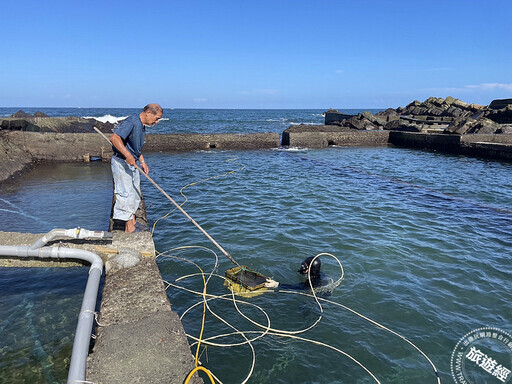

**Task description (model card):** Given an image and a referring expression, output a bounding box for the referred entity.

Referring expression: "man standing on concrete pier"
[110,103,163,233]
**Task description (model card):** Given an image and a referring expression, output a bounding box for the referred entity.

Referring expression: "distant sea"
[0,107,383,135]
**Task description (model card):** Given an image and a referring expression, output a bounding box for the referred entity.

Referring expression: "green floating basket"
[225,265,268,291]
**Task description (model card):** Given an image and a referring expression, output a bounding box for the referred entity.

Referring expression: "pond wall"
[1,129,512,183]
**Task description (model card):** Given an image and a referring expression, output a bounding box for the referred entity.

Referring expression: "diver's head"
[298,256,321,277]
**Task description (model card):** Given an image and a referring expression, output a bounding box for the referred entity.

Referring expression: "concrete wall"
[459,141,512,160]
[0,131,281,182]
[460,133,512,144]
[282,130,390,148]
[3,131,280,160]
[388,131,462,153]
[389,131,512,160]
[2,131,109,161]
[2,130,511,185]
[145,132,280,151]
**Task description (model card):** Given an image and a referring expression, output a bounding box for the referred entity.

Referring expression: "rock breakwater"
[324,97,512,134]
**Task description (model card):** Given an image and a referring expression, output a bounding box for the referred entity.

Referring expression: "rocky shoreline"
[1,97,511,183]
[320,96,512,134]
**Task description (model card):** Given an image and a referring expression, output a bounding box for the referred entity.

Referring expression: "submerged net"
[225,266,268,291]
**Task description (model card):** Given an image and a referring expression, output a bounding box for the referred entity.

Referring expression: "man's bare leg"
[125,215,136,233]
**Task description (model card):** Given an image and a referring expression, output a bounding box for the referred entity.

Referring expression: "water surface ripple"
[147,147,512,383]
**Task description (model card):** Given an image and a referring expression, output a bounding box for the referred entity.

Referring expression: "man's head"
[140,103,163,126]
[298,256,321,277]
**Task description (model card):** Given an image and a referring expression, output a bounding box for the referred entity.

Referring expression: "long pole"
[94,127,239,266]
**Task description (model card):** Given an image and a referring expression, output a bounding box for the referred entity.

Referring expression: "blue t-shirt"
[112,115,145,159]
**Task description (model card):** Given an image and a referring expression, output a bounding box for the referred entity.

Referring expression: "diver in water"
[267,256,332,291]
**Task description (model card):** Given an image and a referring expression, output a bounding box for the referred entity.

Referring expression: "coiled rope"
[151,156,441,384]
[159,248,441,384]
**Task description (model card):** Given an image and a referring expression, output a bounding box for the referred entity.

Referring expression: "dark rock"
[33,111,49,117]
[444,117,476,135]
[406,100,422,108]
[486,105,512,124]
[327,111,386,131]
[324,110,354,125]
[361,111,386,126]
[384,119,421,132]
[444,116,501,135]
[10,110,32,118]
[379,96,485,120]
[376,108,399,117]
[489,98,512,110]
[496,124,512,134]
[0,116,118,134]
[0,119,41,132]
[467,118,501,134]
[445,106,464,117]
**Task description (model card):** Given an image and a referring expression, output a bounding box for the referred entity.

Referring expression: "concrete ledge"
[282,128,390,148]
[87,256,202,384]
[460,133,512,144]
[388,131,462,152]
[2,131,110,161]
[87,310,202,384]
[0,231,108,267]
[0,229,201,383]
[0,231,154,268]
[97,256,170,326]
[460,141,512,160]
[145,132,280,151]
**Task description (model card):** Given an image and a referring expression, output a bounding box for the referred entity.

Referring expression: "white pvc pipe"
[0,243,104,384]
[29,228,112,250]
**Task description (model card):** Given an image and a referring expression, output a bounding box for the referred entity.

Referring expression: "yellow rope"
[185,366,215,383]
[161,251,441,384]
[161,249,215,384]
[152,158,245,384]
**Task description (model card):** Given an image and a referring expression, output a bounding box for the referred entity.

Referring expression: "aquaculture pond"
[0,146,510,383]
[0,162,112,383]
[146,147,511,384]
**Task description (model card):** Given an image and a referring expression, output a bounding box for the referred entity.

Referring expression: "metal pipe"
[0,240,104,384]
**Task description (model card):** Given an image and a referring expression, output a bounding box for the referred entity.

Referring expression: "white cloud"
[334,69,345,74]
[414,83,512,95]
[465,83,512,91]
[193,98,208,103]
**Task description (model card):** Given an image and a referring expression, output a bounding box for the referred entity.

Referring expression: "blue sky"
[2,0,511,109]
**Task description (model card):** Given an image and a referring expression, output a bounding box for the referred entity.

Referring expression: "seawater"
[0,108,510,383]
[145,147,512,384]
[0,107,381,134]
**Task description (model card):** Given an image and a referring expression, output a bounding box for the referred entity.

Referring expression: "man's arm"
[138,154,149,174]
[110,133,136,166]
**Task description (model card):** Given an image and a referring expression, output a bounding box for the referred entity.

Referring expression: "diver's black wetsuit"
[277,256,332,293]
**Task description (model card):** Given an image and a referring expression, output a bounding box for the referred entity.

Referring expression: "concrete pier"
[86,231,203,384]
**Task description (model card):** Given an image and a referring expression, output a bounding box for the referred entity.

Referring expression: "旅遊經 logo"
[451,327,512,384]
